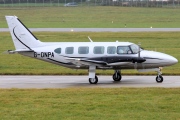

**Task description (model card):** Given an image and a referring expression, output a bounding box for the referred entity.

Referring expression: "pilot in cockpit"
[117,46,132,54]
[118,48,125,54]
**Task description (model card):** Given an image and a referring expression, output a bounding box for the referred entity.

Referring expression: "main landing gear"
[88,66,98,84]
[88,66,122,84]
[89,76,98,84]
[112,70,122,81]
[156,68,163,83]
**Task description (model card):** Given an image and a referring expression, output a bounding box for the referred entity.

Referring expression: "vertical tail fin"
[5,16,42,50]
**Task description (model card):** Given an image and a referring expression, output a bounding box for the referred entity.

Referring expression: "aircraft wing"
[80,59,107,66]
[107,62,132,66]
[66,58,107,66]
[66,58,133,67]
[66,55,146,67]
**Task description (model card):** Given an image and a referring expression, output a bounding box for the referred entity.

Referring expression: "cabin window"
[78,46,89,54]
[117,46,132,54]
[107,46,116,54]
[54,48,61,54]
[65,47,74,54]
[93,46,104,54]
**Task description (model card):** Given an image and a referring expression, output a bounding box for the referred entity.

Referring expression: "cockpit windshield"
[130,44,141,54]
[117,44,142,54]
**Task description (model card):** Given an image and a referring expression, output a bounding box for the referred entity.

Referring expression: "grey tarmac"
[1,28,180,32]
[0,75,180,89]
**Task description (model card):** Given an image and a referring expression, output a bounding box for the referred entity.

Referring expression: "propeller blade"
[134,62,137,69]
[142,63,145,69]
[138,42,141,58]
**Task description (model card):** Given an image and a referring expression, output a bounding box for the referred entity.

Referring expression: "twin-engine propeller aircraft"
[5,16,178,84]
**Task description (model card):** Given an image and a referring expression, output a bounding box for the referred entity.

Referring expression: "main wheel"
[113,73,122,81]
[156,75,163,83]
[89,76,98,84]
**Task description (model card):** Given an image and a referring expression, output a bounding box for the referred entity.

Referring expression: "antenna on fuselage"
[88,36,93,42]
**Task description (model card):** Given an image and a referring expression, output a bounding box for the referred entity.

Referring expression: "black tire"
[156,75,163,83]
[89,76,98,84]
[112,73,122,81]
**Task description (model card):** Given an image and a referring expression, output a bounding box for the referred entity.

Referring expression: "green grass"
[0,7,180,28]
[0,32,179,75]
[0,88,179,120]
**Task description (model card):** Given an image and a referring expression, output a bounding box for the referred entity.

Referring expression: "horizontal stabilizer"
[3,49,34,54]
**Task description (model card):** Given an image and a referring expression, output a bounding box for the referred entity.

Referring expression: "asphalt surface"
[0,76,179,88]
[1,28,180,32]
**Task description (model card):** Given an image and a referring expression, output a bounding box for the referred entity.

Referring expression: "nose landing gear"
[156,68,163,83]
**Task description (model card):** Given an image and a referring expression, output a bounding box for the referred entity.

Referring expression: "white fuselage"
[20,42,178,70]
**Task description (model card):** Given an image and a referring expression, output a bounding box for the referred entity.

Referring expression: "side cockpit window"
[117,46,132,54]
[54,48,61,54]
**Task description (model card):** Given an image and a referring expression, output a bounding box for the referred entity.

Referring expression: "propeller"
[134,62,137,69]
[134,42,145,69]
[138,42,141,58]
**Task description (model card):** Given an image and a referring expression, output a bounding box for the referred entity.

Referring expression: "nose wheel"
[156,68,163,83]
[156,75,163,83]
[113,70,122,81]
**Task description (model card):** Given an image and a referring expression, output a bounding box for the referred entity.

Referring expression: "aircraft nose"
[141,51,178,66]
[169,56,178,65]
